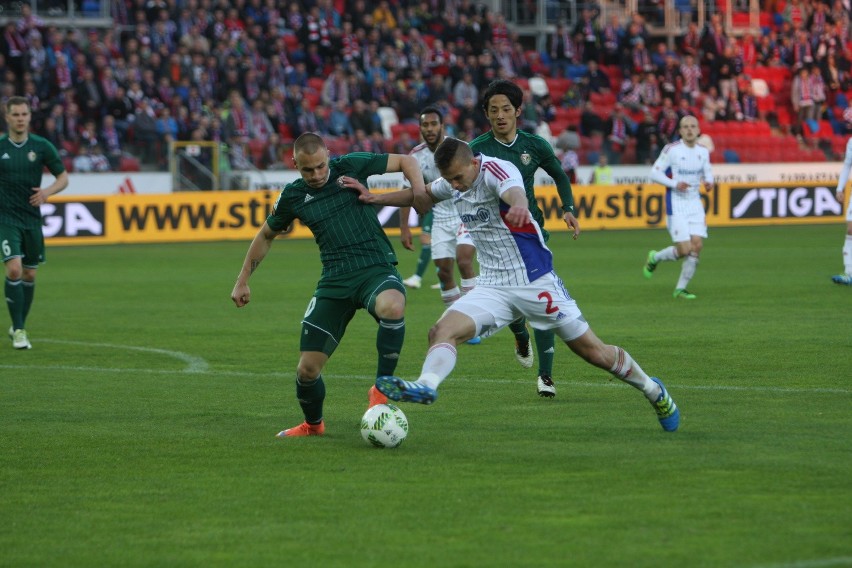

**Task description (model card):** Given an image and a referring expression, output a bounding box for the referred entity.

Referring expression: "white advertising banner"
[53,162,846,196]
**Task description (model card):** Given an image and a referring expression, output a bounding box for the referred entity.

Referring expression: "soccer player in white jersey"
[643,115,715,299]
[346,138,680,432]
[831,133,852,285]
[400,107,479,308]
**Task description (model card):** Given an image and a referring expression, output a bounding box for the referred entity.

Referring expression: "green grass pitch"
[1,224,850,567]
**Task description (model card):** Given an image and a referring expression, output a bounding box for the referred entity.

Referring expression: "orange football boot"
[367,385,388,409]
[275,420,325,438]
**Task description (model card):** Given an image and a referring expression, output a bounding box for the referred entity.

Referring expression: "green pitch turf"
[1,225,850,567]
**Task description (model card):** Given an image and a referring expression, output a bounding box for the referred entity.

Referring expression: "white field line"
[0,338,849,396]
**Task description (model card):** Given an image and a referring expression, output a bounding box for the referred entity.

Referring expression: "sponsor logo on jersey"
[304,193,314,203]
[460,208,490,224]
[1,153,9,159]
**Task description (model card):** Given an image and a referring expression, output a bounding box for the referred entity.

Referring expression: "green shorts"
[421,210,433,235]
[300,264,405,355]
[0,224,45,268]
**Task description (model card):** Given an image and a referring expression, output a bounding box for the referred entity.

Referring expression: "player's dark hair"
[480,80,523,112]
[293,132,327,155]
[434,137,473,172]
[419,106,443,124]
[5,96,29,112]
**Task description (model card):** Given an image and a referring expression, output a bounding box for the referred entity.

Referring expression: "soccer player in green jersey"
[1,96,69,350]
[469,80,580,398]
[230,133,428,438]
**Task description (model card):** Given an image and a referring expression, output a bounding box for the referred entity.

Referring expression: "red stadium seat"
[118,155,141,172]
[390,123,420,139]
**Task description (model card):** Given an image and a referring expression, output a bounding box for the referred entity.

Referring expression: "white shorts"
[667,203,707,242]
[431,221,475,260]
[446,271,590,342]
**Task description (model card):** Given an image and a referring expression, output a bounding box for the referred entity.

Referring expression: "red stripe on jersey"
[499,208,538,234]
[410,142,428,155]
[483,160,511,181]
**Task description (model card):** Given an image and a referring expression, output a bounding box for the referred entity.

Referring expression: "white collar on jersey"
[492,132,518,147]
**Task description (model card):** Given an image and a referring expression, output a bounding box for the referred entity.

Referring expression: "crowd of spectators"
[1,0,851,175]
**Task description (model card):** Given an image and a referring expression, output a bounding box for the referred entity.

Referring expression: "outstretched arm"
[231,222,280,307]
[339,175,437,212]
[385,154,432,214]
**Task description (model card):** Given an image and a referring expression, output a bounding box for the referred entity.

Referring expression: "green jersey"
[469,130,575,239]
[268,152,396,278]
[0,134,65,229]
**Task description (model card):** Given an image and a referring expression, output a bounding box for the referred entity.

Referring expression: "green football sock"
[376,317,405,376]
[508,317,528,340]
[415,245,431,277]
[5,278,25,330]
[296,375,325,425]
[534,328,555,376]
[22,280,35,326]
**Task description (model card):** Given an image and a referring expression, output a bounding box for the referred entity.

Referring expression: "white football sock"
[609,346,660,401]
[417,342,457,390]
[654,246,679,262]
[676,254,699,290]
[460,277,477,295]
[441,286,461,308]
[843,235,852,275]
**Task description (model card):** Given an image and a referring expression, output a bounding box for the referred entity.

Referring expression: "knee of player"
[6,268,23,281]
[373,290,406,320]
[567,333,611,368]
[296,363,322,383]
[376,300,405,320]
[429,316,473,345]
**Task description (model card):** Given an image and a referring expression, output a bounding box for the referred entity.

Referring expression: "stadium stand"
[1,0,849,175]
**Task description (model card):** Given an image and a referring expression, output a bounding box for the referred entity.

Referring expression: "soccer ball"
[360,403,408,448]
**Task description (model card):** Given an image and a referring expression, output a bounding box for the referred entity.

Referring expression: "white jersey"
[406,140,458,228]
[838,138,852,222]
[430,155,553,287]
[650,141,714,216]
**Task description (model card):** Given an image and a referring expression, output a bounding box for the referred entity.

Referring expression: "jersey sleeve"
[492,161,525,199]
[267,188,296,231]
[650,146,675,188]
[336,152,390,181]
[429,177,454,201]
[538,143,576,214]
[837,138,852,193]
[702,147,714,184]
[43,141,66,176]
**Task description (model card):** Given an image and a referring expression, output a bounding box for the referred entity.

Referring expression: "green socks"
[5,278,24,330]
[376,317,405,377]
[296,375,325,425]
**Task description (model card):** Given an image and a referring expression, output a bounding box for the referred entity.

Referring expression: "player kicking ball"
[345,138,680,432]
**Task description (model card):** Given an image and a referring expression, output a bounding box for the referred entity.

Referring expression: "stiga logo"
[730,185,842,219]
[41,201,105,238]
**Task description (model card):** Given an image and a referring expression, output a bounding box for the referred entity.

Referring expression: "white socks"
[843,235,852,275]
[676,253,699,290]
[417,343,457,390]
[654,246,679,262]
[440,287,461,308]
[460,277,477,295]
[609,346,660,401]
